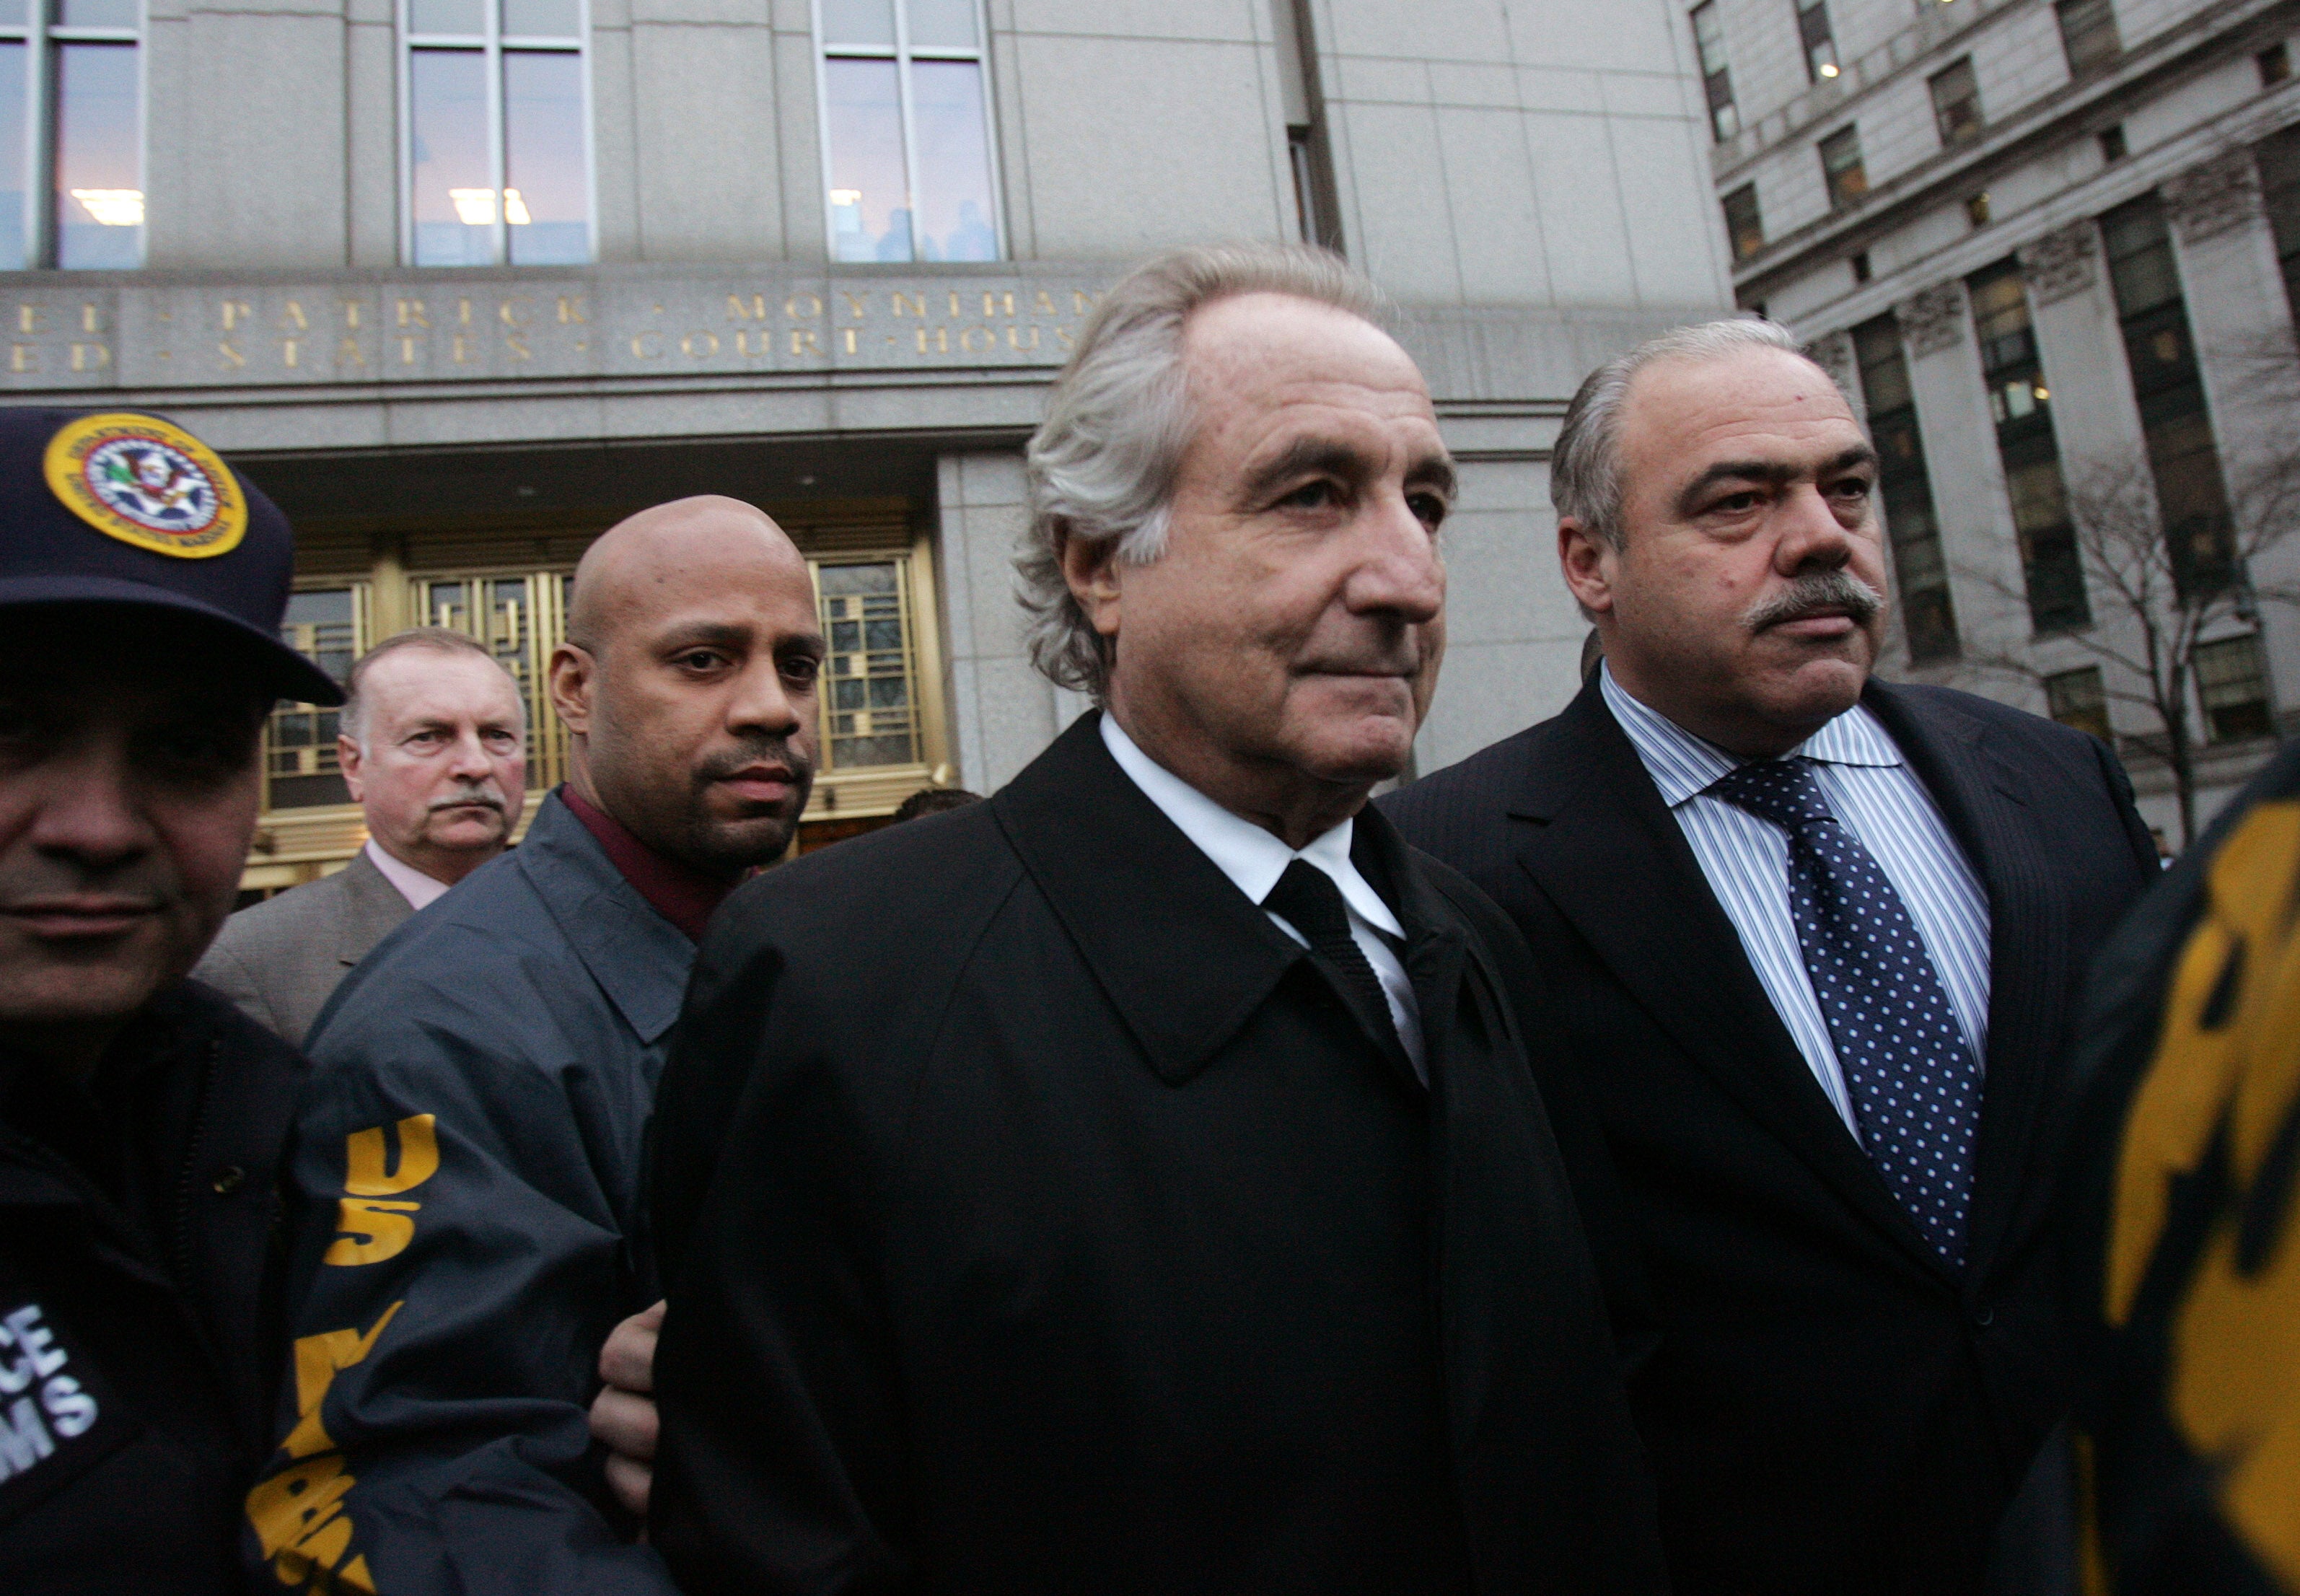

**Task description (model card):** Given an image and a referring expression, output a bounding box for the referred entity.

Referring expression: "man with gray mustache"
[196,628,527,1046]
[1385,320,2161,1596]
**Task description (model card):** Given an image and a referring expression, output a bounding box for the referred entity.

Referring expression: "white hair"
[1017,242,1388,699]
[1551,317,1817,551]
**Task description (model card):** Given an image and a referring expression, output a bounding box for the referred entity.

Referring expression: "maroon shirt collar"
[558,784,739,944]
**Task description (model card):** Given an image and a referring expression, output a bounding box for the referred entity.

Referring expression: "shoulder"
[1382,715,1568,872]
[1871,680,2123,785]
[206,867,353,952]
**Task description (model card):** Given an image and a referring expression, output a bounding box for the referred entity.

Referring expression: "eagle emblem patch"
[43,413,247,559]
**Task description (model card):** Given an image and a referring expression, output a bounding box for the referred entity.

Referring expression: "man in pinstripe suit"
[1384,320,2160,1596]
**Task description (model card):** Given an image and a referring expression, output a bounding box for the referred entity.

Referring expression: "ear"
[1056,523,1125,641]
[548,642,596,737]
[1558,517,1618,618]
[337,734,366,803]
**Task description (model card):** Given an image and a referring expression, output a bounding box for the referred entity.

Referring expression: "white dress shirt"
[1599,664,1993,1135]
[363,838,453,912]
[1099,713,1426,1077]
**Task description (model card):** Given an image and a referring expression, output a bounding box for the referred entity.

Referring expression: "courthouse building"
[1697,0,2300,840]
[0,0,1729,887]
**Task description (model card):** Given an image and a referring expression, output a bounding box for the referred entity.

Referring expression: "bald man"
[244,499,821,1596]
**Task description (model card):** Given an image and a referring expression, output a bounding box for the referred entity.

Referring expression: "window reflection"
[54,42,140,269]
[500,0,577,35]
[504,51,586,263]
[410,49,493,266]
[818,0,998,263]
[0,43,25,270]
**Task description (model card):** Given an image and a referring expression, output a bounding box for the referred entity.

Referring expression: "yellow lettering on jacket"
[281,1302,403,1459]
[343,1114,438,1196]
[322,1201,419,1266]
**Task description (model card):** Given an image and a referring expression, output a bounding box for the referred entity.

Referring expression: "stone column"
[933,450,1064,795]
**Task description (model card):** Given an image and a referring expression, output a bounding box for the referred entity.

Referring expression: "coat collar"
[993,714,1310,1085]
[333,846,416,969]
[1509,676,1959,1282]
[514,791,695,1045]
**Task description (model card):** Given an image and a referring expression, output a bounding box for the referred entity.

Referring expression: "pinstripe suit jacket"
[1381,675,2159,1596]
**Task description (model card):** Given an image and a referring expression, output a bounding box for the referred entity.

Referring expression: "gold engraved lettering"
[840,291,869,319]
[219,341,245,369]
[281,301,308,332]
[450,334,470,363]
[629,333,662,359]
[732,329,761,356]
[499,297,531,328]
[396,300,429,329]
[960,325,996,354]
[1056,326,1074,348]
[398,336,418,365]
[983,291,1014,319]
[341,302,364,330]
[841,327,858,354]
[69,342,108,371]
[79,303,100,333]
[456,299,473,327]
[947,290,962,317]
[790,328,820,356]
[220,302,253,332]
[1073,290,1099,315]
[727,294,767,321]
[504,332,530,360]
[785,291,822,320]
[1006,324,1040,351]
[1034,290,1059,316]
[15,305,40,336]
[338,337,366,367]
[890,291,927,317]
[681,330,720,359]
[281,338,300,368]
[915,326,949,354]
[556,296,587,324]
[9,343,35,372]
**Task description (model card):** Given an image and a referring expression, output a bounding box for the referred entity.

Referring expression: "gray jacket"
[241,792,685,1595]
[194,846,413,1046]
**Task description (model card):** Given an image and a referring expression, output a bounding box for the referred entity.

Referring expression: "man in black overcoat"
[645,244,1666,1595]
[1384,320,2162,1595]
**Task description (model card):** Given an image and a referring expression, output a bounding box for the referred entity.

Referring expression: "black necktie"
[1711,758,1982,1266]
[1263,859,1405,1061]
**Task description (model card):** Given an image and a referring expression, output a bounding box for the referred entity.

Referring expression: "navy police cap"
[0,407,343,706]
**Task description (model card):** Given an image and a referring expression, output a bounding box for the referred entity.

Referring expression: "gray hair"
[1017,242,1389,699]
[1552,317,1817,551]
[339,627,524,745]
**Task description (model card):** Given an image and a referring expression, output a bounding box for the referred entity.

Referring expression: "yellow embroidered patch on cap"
[43,413,247,559]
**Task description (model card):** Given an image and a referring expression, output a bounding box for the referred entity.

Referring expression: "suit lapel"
[333,849,415,969]
[1513,680,1947,1273]
[1862,682,2066,1277]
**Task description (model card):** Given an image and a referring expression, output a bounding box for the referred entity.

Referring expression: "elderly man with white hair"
[1384,317,2162,1595]
[643,244,1667,1595]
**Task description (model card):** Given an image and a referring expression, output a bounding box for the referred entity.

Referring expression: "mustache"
[694,735,815,786]
[1744,569,1885,633]
[428,784,506,815]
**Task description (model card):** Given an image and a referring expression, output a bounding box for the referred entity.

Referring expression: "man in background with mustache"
[196,629,527,1045]
[1385,320,2161,1595]
[245,496,820,1595]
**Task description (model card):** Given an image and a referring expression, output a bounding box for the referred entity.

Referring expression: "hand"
[591,1299,662,1520]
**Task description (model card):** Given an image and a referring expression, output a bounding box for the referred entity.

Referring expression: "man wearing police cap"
[0,408,338,1592]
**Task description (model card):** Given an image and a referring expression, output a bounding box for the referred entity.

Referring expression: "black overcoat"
[649,711,1665,1596]
[1382,675,2162,1596]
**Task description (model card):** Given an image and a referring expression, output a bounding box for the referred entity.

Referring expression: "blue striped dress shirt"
[1599,665,1993,1137]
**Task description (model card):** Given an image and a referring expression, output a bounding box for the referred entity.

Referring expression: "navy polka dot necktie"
[1711,758,1981,1267]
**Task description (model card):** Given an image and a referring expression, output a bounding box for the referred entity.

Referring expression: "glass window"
[1855,314,1958,662]
[1929,58,1983,148]
[816,561,921,769]
[2055,0,2120,75]
[404,0,589,267]
[1796,0,1838,83]
[817,0,998,263]
[2196,634,2274,742]
[2045,666,2110,741]
[267,588,366,811]
[1722,183,1763,262]
[2258,126,2300,331]
[0,0,142,271]
[1968,258,2089,632]
[1820,125,1866,211]
[1691,2,1737,142]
